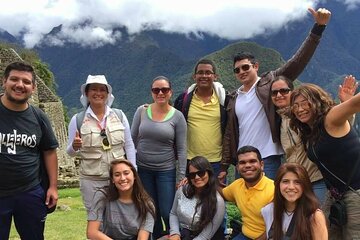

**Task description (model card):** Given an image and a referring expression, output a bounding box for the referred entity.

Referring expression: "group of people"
[1,5,359,240]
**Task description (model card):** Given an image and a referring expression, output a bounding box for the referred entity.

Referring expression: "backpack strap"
[112,108,123,123]
[76,110,86,133]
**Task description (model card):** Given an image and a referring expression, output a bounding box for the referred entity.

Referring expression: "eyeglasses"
[291,101,311,112]
[195,71,215,76]
[186,170,207,179]
[233,64,253,74]
[271,88,291,97]
[100,129,110,147]
[151,87,171,94]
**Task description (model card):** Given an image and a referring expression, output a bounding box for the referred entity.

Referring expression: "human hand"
[338,75,358,102]
[218,171,227,187]
[46,186,58,209]
[176,178,188,189]
[308,7,331,25]
[72,130,82,151]
[168,234,181,240]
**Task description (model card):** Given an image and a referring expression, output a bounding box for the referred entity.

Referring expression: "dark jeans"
[138,167,176,239]
[0,184,47,240]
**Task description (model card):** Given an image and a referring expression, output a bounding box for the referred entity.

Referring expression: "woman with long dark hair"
[289,80,360,239]
[169,156,225,240]
[87,159,155,240]
[270,76,326,205]
[261,163,327,240]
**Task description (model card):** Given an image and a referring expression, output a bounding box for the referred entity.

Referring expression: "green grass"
[9,180,241,239]
[9,188,87,240]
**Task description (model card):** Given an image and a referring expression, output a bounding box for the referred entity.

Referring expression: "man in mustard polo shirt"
[220,145,274,240]
[174,59,227,176]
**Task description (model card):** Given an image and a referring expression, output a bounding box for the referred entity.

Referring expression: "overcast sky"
[0,0,359,48]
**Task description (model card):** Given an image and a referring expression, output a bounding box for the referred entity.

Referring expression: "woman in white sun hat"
[66,75,136,212]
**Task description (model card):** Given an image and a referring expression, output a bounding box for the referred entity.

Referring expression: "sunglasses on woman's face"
[233,63,253,74]
[271,88,291,97]
[186,170,207,179]
[151,87,171,94]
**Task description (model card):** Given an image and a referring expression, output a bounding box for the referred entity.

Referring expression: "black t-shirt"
[0,101,59,197]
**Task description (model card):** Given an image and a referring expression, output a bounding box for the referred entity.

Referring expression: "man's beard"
[242,170,262,184]
[5,92,29,104]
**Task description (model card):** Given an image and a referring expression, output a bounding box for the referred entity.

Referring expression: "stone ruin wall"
[0,48,79,188]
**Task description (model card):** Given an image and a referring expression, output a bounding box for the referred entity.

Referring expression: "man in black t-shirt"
[0,62,59,240]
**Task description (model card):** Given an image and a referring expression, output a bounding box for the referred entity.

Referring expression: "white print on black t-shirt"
[0,130,37,154]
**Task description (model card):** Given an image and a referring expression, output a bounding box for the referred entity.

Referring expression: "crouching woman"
[169,156,225,240]
[87,159,155,240]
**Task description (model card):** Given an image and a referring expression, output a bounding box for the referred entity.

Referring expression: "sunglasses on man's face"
[233,63,253,74]
[186,170,207,179]
[151,87,171,94]
[271,88,291,97]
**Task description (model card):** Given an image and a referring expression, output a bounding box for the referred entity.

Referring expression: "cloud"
[340,0,360,10]
[0,0,346,48]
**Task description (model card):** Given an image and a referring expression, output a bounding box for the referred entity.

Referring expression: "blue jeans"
[262,155,282,180]
[0,184,47,240]
[138,167,176,239]
[312,179,327,206]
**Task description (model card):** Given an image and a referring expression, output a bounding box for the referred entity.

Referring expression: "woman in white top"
[261,163,327,240]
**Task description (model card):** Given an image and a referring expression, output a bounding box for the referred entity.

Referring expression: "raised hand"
[308,7,331,25]
[338,75,358,102]
[72,130,82,151]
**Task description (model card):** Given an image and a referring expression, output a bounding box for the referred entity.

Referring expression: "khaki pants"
[323,190,360,240]
[80,178,109,212]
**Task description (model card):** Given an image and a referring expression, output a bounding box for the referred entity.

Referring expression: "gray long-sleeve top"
[169,186,225,239]
[131,105,187,179]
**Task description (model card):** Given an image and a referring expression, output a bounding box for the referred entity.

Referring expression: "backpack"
[76,108,124,132]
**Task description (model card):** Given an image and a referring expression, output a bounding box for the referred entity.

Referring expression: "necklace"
[285,210,294,216]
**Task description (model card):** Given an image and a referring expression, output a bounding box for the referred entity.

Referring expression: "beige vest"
[79,112,125,179]
[280,114,323,182]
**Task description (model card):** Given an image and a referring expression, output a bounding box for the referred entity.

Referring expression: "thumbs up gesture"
[72,130,83,151]
[308,7,331,25]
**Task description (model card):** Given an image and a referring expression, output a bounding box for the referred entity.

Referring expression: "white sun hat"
[80,75,115,107]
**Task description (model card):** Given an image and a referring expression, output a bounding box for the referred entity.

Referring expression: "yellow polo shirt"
[187,91,222,162]
[222,175,274,239]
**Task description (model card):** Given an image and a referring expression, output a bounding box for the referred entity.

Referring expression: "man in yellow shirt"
[174,59,227,176]
[220,145,274,240]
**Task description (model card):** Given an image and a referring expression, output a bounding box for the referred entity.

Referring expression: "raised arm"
[338,75,358,125]
[326,75,360,132]
[274,7,331,80]
[338,75,359,103]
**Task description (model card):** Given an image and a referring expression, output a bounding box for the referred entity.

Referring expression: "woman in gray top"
[87,159,155,240]
[169,156,225,240]
[131,76,187,239]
